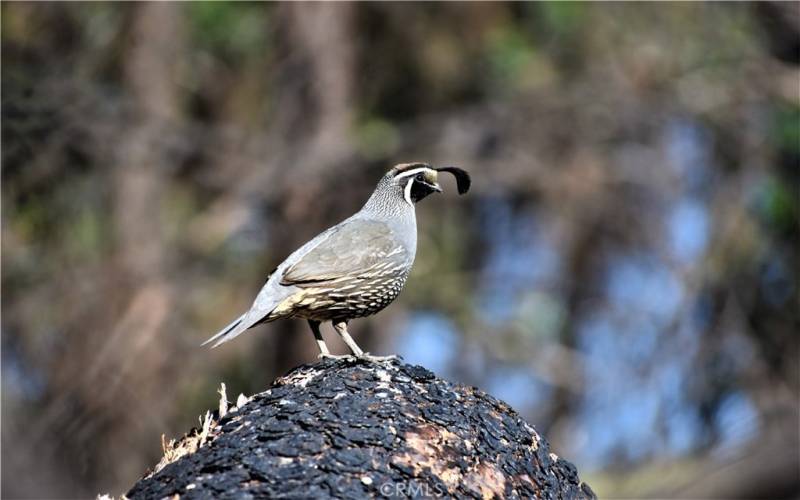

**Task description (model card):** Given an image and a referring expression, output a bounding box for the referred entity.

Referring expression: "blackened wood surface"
[127,358,595,499]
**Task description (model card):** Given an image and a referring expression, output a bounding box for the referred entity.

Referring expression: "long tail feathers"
[202,313,252,348]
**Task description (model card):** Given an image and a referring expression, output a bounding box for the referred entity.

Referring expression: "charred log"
[127,358,595,499]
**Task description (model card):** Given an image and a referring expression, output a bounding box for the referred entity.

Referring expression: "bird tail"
[203,287,287,348]
[202,313,256,348]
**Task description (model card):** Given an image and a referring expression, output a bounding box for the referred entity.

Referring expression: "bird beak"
[431,182,443,193]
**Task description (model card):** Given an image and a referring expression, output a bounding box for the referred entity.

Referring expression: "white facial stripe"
[395,167,431,180]
[404,178,414,206]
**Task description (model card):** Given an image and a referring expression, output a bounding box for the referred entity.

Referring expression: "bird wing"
[280,219,407,286]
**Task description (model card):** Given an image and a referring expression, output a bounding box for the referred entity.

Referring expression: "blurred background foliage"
[2,2,798,498]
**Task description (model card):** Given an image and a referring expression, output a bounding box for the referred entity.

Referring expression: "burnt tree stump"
[127,358,595,499]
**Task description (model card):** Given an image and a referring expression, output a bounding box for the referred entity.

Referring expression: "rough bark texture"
[127,359,595,499]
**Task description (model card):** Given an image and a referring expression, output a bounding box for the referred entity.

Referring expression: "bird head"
[389,162,471,205]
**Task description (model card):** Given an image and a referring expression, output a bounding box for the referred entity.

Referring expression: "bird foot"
[357,353,401,363]
[318,353,357,361]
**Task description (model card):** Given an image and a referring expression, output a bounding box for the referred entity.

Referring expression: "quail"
[203,162,470,361]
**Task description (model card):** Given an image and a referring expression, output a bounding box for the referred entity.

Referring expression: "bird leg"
[332,320,399,362]
[310,320,353,360]
[332,320,364,356]
[308,320,330,355]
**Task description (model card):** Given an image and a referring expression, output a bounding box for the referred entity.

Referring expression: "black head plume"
[436,167,471,195]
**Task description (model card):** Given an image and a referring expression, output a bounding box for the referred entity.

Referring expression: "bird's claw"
[318,353,401,363]
[357,353,401,363]
[318,353,357,361]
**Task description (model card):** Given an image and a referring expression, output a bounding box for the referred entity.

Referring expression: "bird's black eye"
[415,173,424,181]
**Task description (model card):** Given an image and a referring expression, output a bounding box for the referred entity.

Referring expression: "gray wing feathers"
[281,220,404,285]
[203,219,408,348]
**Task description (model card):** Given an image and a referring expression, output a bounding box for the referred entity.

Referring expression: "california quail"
[203,162,471,361]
